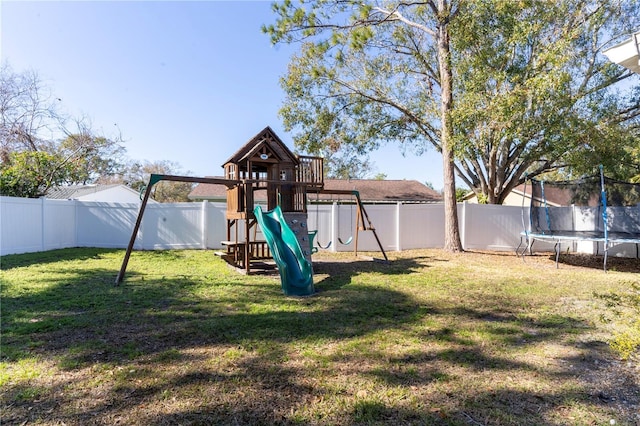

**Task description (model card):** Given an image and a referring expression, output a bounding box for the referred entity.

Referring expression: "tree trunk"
[437,0,464,252]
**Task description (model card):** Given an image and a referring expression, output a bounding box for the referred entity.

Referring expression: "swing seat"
[307,230,319,254]
[338,236,353,245]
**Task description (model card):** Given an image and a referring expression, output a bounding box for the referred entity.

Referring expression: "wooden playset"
[115,127,386,285]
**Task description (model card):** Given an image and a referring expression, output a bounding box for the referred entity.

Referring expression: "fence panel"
[76,201,139,249]
[400,204,445,250]
[462,204,524,251]
[2,196,637,258]
[43,200,77,251]
[141,203,203,250]
[1,197,45,255]
[306,204,333,252]
[349,204,396,252]
[205,202,228,249]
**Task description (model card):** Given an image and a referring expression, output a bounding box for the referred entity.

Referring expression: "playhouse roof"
[222,126,299,167]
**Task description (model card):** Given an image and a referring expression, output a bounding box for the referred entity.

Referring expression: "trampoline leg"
[516,237,525,259]
[554,241,560,269]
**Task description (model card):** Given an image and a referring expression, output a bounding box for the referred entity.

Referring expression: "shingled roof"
[188,179,442,203]
[187,177,268,202]
[46,184,130,199]
[321,179,442,203]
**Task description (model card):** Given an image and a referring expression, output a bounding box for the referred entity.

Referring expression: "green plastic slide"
[254,205,315,296]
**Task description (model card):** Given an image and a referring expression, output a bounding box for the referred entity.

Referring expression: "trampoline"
[517,166,640,271]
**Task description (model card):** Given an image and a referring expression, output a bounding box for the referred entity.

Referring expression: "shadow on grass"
[0,247,122,270]
[555,252,640,273]
[2,251,428,364]
[312,254,435,292]
[2,248,638,425]
[517,250,640,273]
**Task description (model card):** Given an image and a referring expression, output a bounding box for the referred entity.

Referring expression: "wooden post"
[115,174,240,284]
[115,181,155,284]
[354,193,388,262]
[244,180,251,274]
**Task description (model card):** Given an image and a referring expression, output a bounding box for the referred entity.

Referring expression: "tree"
[265,0,464,251]
[264,1,640,250]
[455,186,470,202]
[450,1,640,202]
[58,128,126,185]
[0,151,71,197]
[313,139,376,179]
[0,63,127,197]
[113,160,194,203]
[0,62,63,156]
[374,173,387,180]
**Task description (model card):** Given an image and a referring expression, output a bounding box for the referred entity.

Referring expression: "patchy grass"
[1,247,639,425]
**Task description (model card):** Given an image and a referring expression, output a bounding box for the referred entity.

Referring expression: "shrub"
[595,281,640,360]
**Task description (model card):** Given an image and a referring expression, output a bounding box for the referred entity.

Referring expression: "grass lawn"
[1,248,639,425]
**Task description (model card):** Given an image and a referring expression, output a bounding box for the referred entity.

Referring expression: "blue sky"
[1,1,445,189]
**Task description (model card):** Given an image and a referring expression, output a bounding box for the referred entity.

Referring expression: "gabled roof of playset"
[222,126,299,167]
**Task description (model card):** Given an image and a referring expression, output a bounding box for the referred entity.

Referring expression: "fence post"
[331,202,337,252]
[201,200,208,249]
[396,202,402,251]
[40,197,46,252]
[74,199,79,248]
[460,201,467,250]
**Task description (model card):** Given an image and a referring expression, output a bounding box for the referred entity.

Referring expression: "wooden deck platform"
[220,240,272,271]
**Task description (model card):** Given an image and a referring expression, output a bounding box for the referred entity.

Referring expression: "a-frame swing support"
[115,174,240,285]
[317,189,388,262]
[116,176,389,285]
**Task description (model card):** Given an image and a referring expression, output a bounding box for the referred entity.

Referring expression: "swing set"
[308,189,388,261]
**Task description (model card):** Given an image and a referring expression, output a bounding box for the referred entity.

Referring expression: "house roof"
[187,177,267,202]
[188,179,442,203]
[318,179,442,203]
[462,183,570,206]
[222,126,299,167]
[45,184,135,200]
[463,180,602,207]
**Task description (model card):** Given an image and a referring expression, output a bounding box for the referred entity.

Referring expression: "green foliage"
[314,142,376,179]
[374,173,387,180]
[595,281,640,360]
[118,160,194,202]
[1,64,127,196]
[454,187,469,202]
[58,133,126,185]
[451,0,640,201]
[264,0,640,204]
[268,1,441,161]
[0,151,71,197]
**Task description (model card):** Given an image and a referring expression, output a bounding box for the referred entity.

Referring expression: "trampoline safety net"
[529,174,640,241]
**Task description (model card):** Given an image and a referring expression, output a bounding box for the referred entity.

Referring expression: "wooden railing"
[268,182,308,213]
[226,185,243,213]
[297,156,324,188]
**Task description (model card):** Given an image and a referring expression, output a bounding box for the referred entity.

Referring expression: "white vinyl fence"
[1,196,636,257]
